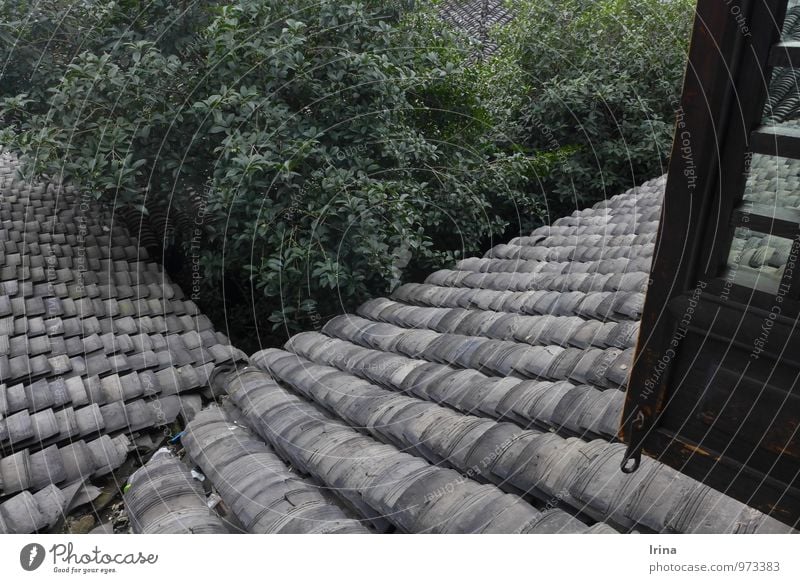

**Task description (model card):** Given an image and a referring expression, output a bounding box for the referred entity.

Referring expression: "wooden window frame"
[621,0,800,527]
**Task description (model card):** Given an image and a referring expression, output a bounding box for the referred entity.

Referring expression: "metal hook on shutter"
[620,444,642,474]
[620,405,646,473]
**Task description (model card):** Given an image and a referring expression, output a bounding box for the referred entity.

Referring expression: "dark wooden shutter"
[621,0,800,528]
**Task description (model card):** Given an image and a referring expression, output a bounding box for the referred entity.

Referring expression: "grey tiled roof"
[2,144,794,533]
[0,151,247,533]
[221,174,792,534]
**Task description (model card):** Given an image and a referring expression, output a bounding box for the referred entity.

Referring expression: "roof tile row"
[182,407,368,533]
[225,366,604,533]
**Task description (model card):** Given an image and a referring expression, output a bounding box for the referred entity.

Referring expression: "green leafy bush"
[0,0,543,349]
[494,0,694,216]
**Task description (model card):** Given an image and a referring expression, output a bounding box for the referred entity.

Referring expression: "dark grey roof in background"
[440,0,515,58]
[760,3,800,126]
[729,2,800,286]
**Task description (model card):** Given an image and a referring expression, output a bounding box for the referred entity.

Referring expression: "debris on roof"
[181,406,369,533]
[125,448,227,534]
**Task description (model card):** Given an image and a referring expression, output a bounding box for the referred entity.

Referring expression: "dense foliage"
[493,0,695,218]
[0,0,544,349]
[0,0,694,349]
